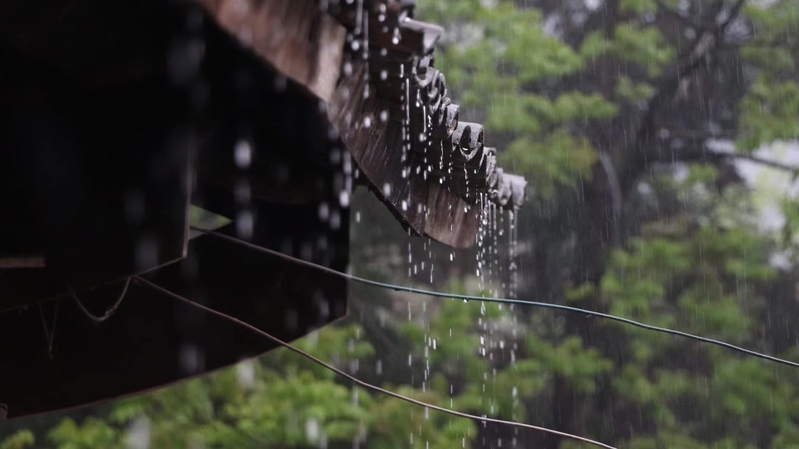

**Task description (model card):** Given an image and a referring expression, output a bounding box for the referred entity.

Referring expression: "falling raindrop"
[305,418,320,442]
[234,140,252,169]
[339,191,350,208]
[235,210,254,240]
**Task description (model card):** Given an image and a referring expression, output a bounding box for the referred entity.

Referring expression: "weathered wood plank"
[200,0,346,102]
[0,257,45,269]
[327,7,527,247]
[424,183,482,248]
[328,58,429,234]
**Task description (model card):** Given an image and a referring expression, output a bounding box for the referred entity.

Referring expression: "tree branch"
[714,151,799,174]
[654,0,704,31]
[651,137,799,174]
[621,0,747,194]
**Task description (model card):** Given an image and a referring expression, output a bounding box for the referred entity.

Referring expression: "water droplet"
[273,74,287,91]
[330,210,341,230]
[126,416,151,449]
[236,360,255,389]
[318,203,330,221]
[234,140,252,169]
[305,418,320,442]
[339,191,350,208]
[236,210,254,240]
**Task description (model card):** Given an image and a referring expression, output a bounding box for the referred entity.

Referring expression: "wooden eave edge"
[198,0,527,248]
[198,0,347,102]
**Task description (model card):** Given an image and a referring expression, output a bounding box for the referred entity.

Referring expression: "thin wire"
[37,300,58,360]
[190,226,799,370]
[69,278,132,324]
[37,302,51,345]
[134,276,617,449]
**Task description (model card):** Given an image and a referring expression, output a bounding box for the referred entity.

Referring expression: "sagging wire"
[190,226,799,370]
[69,277,132,324]
[134,276,617,449]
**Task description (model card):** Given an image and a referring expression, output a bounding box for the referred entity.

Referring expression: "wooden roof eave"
[198,0,347,102]
[198,0,528,248]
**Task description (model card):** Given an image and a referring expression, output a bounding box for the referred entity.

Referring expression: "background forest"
[3,0,799,447]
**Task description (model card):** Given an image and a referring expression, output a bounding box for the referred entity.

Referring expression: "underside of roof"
[0,0,350,418]
[0,0,528,419]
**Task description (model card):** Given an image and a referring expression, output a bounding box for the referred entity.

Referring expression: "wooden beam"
[0,257,45,269]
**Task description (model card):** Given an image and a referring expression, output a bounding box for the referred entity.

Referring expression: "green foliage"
[615,76,655,104]
[502,129,598,197]
[738,78,799,151]
[581,25,675,76]
[48,418,120,449]
[487,94,617,135]
[781,197,799,248]
[737,1,799,152]
[428,3,585,106]
[620,0,657,14]
[368,386,475,449]
[623,432,757,449]
[600,202,789,447]
[527,336,612,393]
[420,0,614,199]
[0,431,35,449]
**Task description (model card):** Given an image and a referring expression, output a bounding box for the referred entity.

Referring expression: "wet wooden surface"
[200,0,346,102]
[326,0,527,247]
[328,58,429,234]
